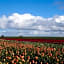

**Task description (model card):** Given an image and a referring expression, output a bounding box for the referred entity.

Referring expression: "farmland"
[0,38,64,64]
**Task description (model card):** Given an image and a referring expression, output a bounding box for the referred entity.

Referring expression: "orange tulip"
[35,56,38,60]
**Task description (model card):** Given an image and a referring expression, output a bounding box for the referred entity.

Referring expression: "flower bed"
[0,39,64,64]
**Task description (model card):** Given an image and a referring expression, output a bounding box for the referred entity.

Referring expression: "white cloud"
[55,16,64,23]
[0,15,8,29]
[0,13,64,36]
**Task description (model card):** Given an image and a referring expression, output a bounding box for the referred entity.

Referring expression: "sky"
[0,0,64,36]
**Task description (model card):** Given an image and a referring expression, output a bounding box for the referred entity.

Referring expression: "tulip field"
[0,39,64,64]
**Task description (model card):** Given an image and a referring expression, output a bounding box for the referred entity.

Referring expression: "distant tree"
[19,35,23,38]
[1,35,4,38]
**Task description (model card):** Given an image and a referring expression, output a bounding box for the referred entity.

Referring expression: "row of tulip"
[2,38,64,44]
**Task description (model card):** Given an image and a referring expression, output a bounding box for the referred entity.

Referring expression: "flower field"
[0,39,64,64]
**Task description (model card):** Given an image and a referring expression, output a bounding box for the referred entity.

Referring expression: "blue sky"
[0,0,64,17]
[0,0,64,36]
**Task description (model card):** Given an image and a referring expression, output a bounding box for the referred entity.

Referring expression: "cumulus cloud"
[0,13,64,36]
